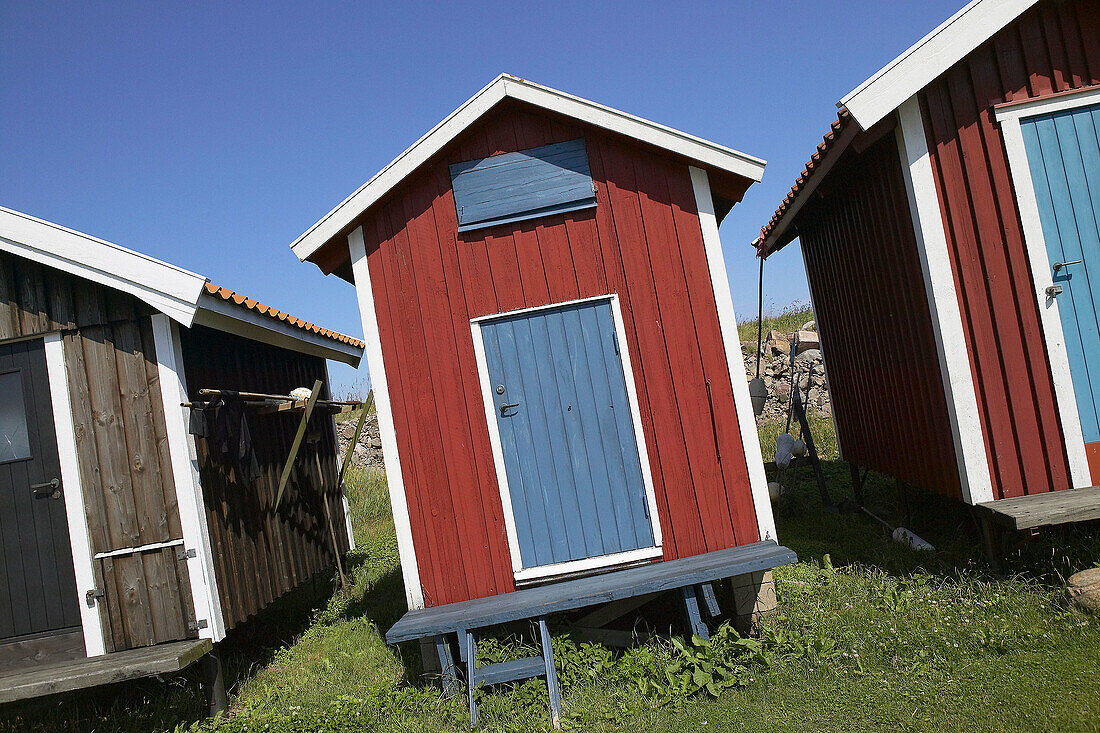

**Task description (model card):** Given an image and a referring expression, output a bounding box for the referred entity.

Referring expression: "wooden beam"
[274,379,323,510]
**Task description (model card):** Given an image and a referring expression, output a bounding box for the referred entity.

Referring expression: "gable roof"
[758,0,1039,255]
[290,73,767,266]
[0,206,363,365]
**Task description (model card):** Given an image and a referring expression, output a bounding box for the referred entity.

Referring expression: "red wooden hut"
[290,75,794,721]
[758,0,1100,536]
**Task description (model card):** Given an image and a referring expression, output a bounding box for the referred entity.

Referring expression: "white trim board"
[841,0,1040,129]
[470,293,664,582]
[895,98,995,505]
[994,91,1095,488]
[151,314,227,641]
[689,167,777,542]
[347,227,424,609]
[291,74,767,264]
[0,206,207,326]
[193,292,363,367]
[43,332,108,657]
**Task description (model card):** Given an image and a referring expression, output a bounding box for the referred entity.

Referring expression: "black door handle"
[500,402,520,416]
[31,478,61,500]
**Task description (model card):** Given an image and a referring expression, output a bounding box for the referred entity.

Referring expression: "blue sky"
[1,1,961,393]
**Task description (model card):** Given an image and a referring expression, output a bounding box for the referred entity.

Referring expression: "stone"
[728,570,777,635]
[801,319,816,331]
[1067,568,1100,613]
[794,330,820,353]
[770,339,791,356]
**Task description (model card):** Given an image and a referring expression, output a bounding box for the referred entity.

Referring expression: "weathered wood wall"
[357,102,761,607]
[0,250,196,651]
[919,0,1099,499]
[178,325,348,631]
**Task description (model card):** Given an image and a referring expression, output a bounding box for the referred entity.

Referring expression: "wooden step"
[473,656,544,686]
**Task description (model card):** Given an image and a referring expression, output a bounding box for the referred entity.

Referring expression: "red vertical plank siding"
[357,105,759,605]
[920,0,1100,499]
[797,134,962,499]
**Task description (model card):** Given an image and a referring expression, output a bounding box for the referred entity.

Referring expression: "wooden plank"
[574,592,658,628]
[473,655,544,686]
[386,540,795,643]
[0,638,211,704]
[975,485,1100,530]
[0,629,84,668]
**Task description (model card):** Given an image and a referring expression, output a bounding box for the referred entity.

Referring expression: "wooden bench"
[975,486,1100,530]
[386,540,796,727]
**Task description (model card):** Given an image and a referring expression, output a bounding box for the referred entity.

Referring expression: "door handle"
[500,402,520,416]
[1053,259,1083,272]
[31,477,61,500]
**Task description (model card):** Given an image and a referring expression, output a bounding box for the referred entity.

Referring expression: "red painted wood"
[357,108,758,604]
[1086,442,1100,486]
[919,0,1099,499]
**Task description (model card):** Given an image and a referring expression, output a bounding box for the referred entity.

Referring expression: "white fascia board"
[0,206,207,326]
[840,0,1039,129]
[290,74,766,263]
[192,292,363,367]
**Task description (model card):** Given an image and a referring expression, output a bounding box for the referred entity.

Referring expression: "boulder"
[1067,567,1100,613]
[794,330,820,353]
[801,319,816,331]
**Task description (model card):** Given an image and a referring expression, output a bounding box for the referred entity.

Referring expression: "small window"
[450,138,597,232]
[0,371,31,463]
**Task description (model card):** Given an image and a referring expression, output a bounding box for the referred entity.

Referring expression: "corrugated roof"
[203,283,365,349]
[758,108,855,256]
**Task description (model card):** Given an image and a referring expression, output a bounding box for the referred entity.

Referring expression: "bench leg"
[698,582,721,618]
[538,618,562,730]
[435,634,460,697]
[681,586,709,641]
[466,630,478,727]
[201,649,227,718]
[979,516,1003,574]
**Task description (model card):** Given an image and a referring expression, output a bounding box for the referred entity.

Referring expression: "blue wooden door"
[1022,103,1100,444]
[480,299,656,572]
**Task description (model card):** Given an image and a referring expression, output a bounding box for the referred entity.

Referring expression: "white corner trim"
[996,104,1092,487]
[151,314,227,641]
[896,98,996,504]
[347,227,424,609]
[689,166,777,542]
[841,0,1040,129]
[0,207,207,326]
[193,292,363,367]
[471,293,663,579]
[994,85,1100,124]
[291,74,766,264]
[44,333,107,657]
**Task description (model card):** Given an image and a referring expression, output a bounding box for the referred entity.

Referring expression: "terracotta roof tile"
[203,283,365,350]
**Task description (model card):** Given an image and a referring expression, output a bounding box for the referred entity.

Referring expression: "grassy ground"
[3,441,1099,731]
[736,302,813,344]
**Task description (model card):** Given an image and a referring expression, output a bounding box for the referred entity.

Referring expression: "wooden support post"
[698,582,721,618]
[274,378,323,510]
[435,634,459,696]
[200,650,226,718]
[681,586,709,641]
[793,388,832,510]
[538,618,562,730]
[466,630,478,726]
[979,515,1002,574]
[848,464,867,506]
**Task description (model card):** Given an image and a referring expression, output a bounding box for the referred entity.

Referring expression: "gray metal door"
[0,338,81,641]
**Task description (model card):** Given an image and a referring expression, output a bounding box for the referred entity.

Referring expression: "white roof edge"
[0,206,208,326]
[290,73,767,263]
[840,0,1040,129]
[194,292,363,367]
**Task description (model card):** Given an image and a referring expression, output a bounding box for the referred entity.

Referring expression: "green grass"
[3,453,1098,732]
[736,302,814,344]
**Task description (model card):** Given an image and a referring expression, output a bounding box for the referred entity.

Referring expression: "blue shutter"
[450,139,597,232]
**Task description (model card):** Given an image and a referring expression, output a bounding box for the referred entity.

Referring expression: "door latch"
[31,478,61,500]
[1053,259,1083,272]
[500,402,520,416]
[85,587,105,607]
[1046,284,1064,298]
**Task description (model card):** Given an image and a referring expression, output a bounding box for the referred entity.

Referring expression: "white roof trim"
[193,291,363,367]
[290,73,767,263]
[0,206,208,326]
[840,0,1040,129]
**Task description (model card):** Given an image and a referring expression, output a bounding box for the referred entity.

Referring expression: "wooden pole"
[274,379,323,510]
[314,448,348,588]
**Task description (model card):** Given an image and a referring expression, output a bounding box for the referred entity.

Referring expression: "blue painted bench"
[386,540,796,727]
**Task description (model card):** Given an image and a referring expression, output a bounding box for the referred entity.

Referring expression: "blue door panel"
[1022,103,1100,443]
[482,299,655,570]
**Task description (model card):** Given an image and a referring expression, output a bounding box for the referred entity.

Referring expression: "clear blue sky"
[1,1,960,394]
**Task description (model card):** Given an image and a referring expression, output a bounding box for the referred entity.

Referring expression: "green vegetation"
[736,301,813,344]
[3,448,1098,732]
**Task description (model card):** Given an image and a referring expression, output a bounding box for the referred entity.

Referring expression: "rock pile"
[742,320,831,421]
[337,410,385,470]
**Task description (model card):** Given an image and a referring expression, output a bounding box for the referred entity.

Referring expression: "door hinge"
[85,588,105,607]
[189,619,209,632]
[176,547,197,561]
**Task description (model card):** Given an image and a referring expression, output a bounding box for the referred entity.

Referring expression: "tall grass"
[756,412,839,462]
[736,301,813,343]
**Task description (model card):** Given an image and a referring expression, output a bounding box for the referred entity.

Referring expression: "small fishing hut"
[290,74,795,723]
[0,206,363,710]
[757,0,1100,540]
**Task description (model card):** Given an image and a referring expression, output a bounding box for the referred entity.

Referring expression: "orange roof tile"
[203,283,365,350]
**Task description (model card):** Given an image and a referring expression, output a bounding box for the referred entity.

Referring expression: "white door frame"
[995,86,1100,489]
[470,293,664,583]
